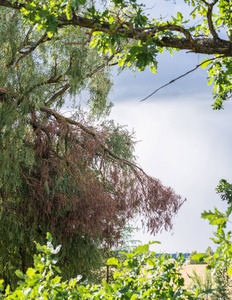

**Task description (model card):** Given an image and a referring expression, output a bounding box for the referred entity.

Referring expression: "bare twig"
[140,55,226,102]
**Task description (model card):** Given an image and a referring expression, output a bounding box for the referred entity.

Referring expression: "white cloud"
[108,94,232,253]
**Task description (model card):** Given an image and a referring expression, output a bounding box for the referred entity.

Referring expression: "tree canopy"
[1,0,232,109]
[0,0,188,286]
[1,0,232,290]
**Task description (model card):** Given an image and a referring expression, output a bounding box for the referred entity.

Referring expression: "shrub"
[1,235,207,300]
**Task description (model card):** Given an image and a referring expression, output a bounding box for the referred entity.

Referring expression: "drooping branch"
[24,107,184,238]
[40,106,147,177]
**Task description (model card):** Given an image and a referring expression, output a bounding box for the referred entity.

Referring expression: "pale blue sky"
[107,1,232,253]
[109,90,232,253]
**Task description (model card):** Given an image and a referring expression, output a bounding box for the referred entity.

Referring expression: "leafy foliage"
[192,180,232,277]
[2,0,232,108]
[0,233,84,299]
[0,235,202,300]
[211,266,232,300]
[0,3,184,288]
[189,251,207,265]
[216,179,232,204]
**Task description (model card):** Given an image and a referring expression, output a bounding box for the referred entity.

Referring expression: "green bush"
[0,233,84,299]
[1,234,207,300]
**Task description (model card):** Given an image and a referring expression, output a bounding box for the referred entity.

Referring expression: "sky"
[106,1,232,253]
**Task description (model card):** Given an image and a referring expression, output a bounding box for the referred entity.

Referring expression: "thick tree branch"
[156,36,232,55]
[57,15,232,55]
[46,19,232,55]
[1,0,232,56]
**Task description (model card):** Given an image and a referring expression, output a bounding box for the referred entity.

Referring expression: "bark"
[156,37,232,56]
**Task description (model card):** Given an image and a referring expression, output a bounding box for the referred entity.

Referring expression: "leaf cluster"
[0,236,204,300]
[192,180,232,276]
[9,0,232,108]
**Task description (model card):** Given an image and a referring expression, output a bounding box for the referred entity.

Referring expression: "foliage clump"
[0,3,184,288]
[0,234,197,300]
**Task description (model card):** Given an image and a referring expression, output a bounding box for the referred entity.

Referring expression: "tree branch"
[201,0,219,39]
[14,33,48,67]
[57,15,232,55]
[19,53,116,106]
[0,0,24,9]
[141,55,226,102]
[45,84,70,107]
[48,18,232,55]
[1,1,232,55]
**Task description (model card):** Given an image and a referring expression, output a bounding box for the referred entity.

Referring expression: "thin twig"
[140,55,226,102]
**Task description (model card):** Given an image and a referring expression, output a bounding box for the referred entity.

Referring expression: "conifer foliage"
[0,3,184,285]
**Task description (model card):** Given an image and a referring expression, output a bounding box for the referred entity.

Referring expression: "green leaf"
[0,280,4,291]
[201,59,212,69]
[5,285,10,296]
[177,12,183,21]
[134,244,149,254]
[192,253,207,262]
[47,31,53,38]
[210,218,227,225]
[26,268,35,278]
[228,266,232,276]
[150,65,157,73]
[107,257,119,266]
[66,1,73,20]
[15,270,25,279]
[208,77,213,85]
[46,232,53,242]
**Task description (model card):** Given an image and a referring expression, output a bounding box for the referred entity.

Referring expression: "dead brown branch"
[40,106,148,177]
